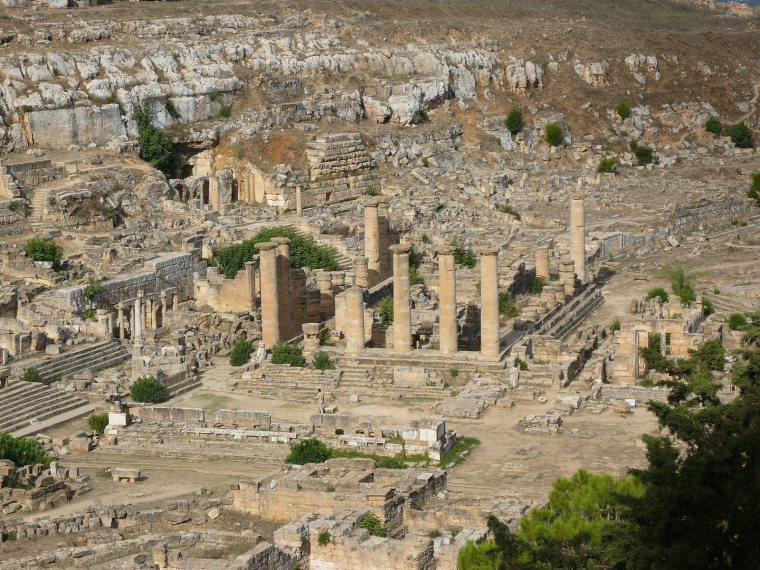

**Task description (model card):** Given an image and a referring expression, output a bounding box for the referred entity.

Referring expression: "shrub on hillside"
[285,438,332,465]
[88,413,109,434]
[0,433,51,467]
[597,157,617,173]
[728,313,748,330]
[647,288,669,302]
[271,343,307,367]
[130,376,167,403]
[725,121,752,148]
[24,238,63,269]
[504,107,524,135]
[705,116,723,136]
[135,106,176,177]
[616,100,632,119]
[313,351,336,370]
[545,122,564,147]
[630,140,653,165]
[749,172,760,206]
[229,339,254,366]
[21,368,42,383]
[358,512,388,537]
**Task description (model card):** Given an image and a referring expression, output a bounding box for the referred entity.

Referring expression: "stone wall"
[194,264,256,312]
[601,383,669,403]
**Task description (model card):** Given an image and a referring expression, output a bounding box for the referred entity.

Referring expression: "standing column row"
[391,244,412,353]
[437,245,458,355]
[570,194,586,284]
[478,247,500,359]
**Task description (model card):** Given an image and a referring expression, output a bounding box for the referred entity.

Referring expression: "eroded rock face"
[574,61,609,87]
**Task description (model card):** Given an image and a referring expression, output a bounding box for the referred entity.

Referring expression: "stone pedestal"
[536,249,550,280]
[436,245,458,355]
[560,261,576,297]
[570,194,586,283]
[478,248,500,359]
[258,242,280,347]
[354,257,369,288]
[345,287,365,352]
[302,323,320,356]
[390,244,412,353]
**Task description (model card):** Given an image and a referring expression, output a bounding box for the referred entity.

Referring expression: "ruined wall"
[194,264,256,312]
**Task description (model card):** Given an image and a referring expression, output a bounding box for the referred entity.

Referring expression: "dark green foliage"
[7,201,22,212]
[214,226,339,279]
[363,186,380,196]
[21,368,41,383]
[704,116,722,136]
[358,512,387,537]
[439,437,480,469]
[164,99,178,118]
[285,438,333,465]
[739,310,760,346]
[647,287,669,302]
[728,312,748,330]
[83,278,103,300]
[135,106,177,178]
[218,104,231,119]
[130,376,167,403]
[498,291,519,317]
[504,107,524,135]
[409,265,424,286]
[0,433,52,467]
[516,358,528,371]
[88,413,109,434]
[703,297,714,316]
[616,100,632,119]
[597,157,617,173]
[725,121,753,148]
[378,296,394,326]
[545,122,564,146]
[657,264,698,305]
[451,240,477,268]
[630,139,654,165]
[313,351,336,370]
[498,205,521,220]
[530,276,546,295]
[749,172,760,206]
[318,530,331,546]
[20,104,34,113]
[24,238,63,269]
[271,343,307,367]
[81,309,97,322]
[229,339,254,366]
[611,317,621,332]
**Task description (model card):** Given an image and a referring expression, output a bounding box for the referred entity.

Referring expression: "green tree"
[530,276,547,295]
[378,296,394,326]
[135,105,177,177]
[24,238,63,269]
[725,121,753,148]
[739,310,760,347]
[88,413,109,434]
[83,278,103,301]
[229,339,254,366]
[630,140,654,165]
[504,107,524,135]
[498,291,519,317]
[656,264,698,305]
[285,438,333,465]
[313,351,336,370]
[130,376,167,403]
[545,122,564,147]
[704,116,722,136]
[271,343,307,367]
[647,287,669,302]
[597,157,617,173]
[616,100,632,119]
[0,433,51,467]
[451,240,477,268]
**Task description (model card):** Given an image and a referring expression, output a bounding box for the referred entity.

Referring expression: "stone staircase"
[240,366,341,402]
[0,382,94,437]
[164,375,203,399]
[32,340,131,384]
[704,293,755,316]
[535,283,605,339]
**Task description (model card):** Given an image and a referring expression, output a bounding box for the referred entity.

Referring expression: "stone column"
[478,247,500,359]
[302,323,320,356]
[536,249,550,280]
[391,244,412,353]
[245,261,256,310]
[160,291,168,315]
[258,242,280,347]
[172,292,179,311]
[364,199,381,286]
[570,194,586,283]
[354,257,369,288]
[317,272,334,321]
[378,200,391,281]
[345,286,365,353]
[437,245,458,355]
[116,303,125,340]
[271,238,293,338]
[134,291,144,342]
[561,261,576,297]
[306,289,322,323]
[291,268,306,335]
[129,305,135,339]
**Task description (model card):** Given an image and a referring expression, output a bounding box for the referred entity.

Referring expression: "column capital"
[270,237,291,246]
[137,289,145,298]
[389,244,412,255]
[256,241,277,251]
[116,303,124,310]
[476,246,500,257]
[363,196,387,208]
[571,193,586,201]
[435,245,457,256]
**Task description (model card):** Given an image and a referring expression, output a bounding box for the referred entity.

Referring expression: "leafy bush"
[597,157,617,173]
[378,296,394,326]
[136,106,177,178]
[214,226,339,279]
[728,313,748,330]
[318,530,331,546]
[450,367,459,377]
[313,351,336,370]
[164,99,178,118]
[21,368,41,383]
[498,205,521,220]
[83,278,103,300]
[451,240,476,268]
[88,413,109,434]
[703,298,714,316]
[81,309,97,322]
[130,376,167,403]
[421,157,429,167]
[705,116,723,136]
[358,513,387,537]
[498,291,519,317]
[749,172,760,206]
[611,317,621,332]
[7,201,22,212]
[271,343,307,367]
[616,100,632,119]
[545,122,564,146]
[285,438,333,465]
[530,276,547,295]
[647,287,669,302]
[630,140,653,165]
[504,107,524,135]
[0,433,52,467]
[363,186,380,197]
[229,339,254,366]
[20,104,34,113]
[24,238,63,269]
[516,358,528,371]
[725,121,753,148]
[218,104,231,119]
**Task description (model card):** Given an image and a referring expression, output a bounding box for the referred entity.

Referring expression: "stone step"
[35,342,130,383]
[0,383,64,416]
[2,397,89,435]
[11,404,96,438]
[0,390,86,431]
[34,340,124,370]
[165,377,202,399]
